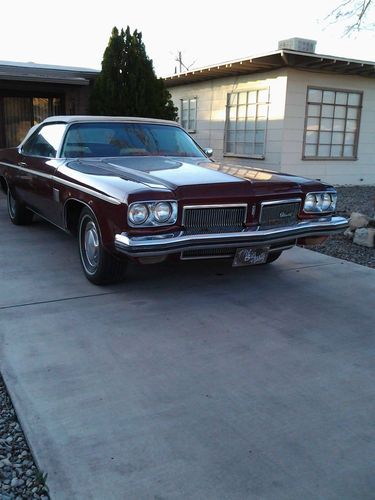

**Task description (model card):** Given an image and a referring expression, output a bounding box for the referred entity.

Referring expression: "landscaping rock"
[349,212,369,230]
[308,186,375,268]
[10,478,20,488]
[353,228,375,248]
[343,228,354,239]
[0,375,50,499]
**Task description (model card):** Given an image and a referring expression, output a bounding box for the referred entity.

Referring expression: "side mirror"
[204,147,213,158]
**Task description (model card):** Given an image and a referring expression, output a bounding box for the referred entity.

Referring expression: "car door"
[17,122,66,224]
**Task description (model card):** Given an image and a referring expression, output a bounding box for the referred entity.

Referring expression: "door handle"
[18,161,28,167]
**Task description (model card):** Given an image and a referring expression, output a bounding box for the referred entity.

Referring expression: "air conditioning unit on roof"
[278,38,317,53]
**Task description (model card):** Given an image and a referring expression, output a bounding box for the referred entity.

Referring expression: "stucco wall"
[281,69,375,185]
[169,70,288,170]
[168,67,375,185]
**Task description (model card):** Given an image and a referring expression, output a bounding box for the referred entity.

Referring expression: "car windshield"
[61,122,205,158]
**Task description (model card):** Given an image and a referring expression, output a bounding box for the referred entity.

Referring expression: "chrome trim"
[183,202,248,210]
[84,220,100,269]
[304,190,337,214]
[1,161,20,169]
[0,161,53,180]
[114,216,348,257]
[79,211,102,276]
[54,177,122,205]
[53,188,60,202]
[127,200,178,227]
[182,203,248,226]
[56,122,72,159]
[259,198,301,227]
[259,198,301,207]
[0,161,122,205]
[181,252,234,261]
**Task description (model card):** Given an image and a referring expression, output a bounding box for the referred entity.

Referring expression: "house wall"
[281,68,375,185]
[169,69,288,170]
[169,68,375,185]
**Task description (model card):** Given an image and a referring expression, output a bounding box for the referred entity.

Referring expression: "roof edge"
[164,49,375,85]
[0,60,99,74]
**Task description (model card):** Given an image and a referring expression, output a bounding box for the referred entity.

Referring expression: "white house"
[165,38,375,185]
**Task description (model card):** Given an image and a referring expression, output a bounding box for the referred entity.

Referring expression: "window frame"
[224,88,270,160]
[59,121,206,159]
[302,86,363,161]
[180,97,197,133]
[21,122,66,158]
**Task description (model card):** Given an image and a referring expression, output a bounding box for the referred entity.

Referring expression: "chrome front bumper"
[114,216,348,257]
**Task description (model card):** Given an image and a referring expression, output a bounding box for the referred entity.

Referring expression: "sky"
[1,0,375,77]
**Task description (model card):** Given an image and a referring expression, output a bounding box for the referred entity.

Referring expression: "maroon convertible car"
[0,116,347,284]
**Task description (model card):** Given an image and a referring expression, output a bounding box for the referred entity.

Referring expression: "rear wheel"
[78,208,127,285]
[7,189,33,225]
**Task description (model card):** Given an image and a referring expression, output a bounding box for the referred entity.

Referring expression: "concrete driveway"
[0,193,374,500]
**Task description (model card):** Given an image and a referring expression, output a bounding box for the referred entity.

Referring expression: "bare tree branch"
[325,0,375,35]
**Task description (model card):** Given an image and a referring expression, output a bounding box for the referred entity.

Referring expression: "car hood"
[64,156,324,197]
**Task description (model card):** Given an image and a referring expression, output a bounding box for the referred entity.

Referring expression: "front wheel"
[78,208,127,285]
[7,189,34,225]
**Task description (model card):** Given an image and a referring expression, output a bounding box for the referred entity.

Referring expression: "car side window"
[22,123,66,158]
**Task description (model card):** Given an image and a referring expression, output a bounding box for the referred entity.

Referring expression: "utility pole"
[177,51,183,73]
[174,51,197,73]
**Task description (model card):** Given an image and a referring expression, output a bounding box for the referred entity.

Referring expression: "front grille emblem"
[279,211,293,218]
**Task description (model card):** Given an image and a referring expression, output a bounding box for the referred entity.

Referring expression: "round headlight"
[128,203,149,225]
[304,193,317,212]
[153,202,172,223]
[321,192,332,211]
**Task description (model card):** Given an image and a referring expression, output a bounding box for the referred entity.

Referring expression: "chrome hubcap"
[84,221,99,269]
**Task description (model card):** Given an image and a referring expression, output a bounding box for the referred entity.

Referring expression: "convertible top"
[43,115,179,126]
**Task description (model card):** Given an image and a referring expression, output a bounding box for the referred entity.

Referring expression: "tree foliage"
[90,26,177,120]
[326,0,375,35]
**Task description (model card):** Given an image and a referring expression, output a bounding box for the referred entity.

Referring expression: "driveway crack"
[0,291,117,310]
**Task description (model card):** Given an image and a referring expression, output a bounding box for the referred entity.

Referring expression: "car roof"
[42,115,180,126]
[18,115,182,148]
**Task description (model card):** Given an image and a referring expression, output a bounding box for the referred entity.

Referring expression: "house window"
[1,95,63,148]
[180,97,197,132]
[225,89,269,158]
[303,87,362,159]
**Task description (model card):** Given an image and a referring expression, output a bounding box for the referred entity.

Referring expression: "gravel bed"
[0,375,49,500]
[307,186,375,269]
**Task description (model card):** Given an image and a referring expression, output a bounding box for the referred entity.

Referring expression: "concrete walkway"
[0,194,374,500]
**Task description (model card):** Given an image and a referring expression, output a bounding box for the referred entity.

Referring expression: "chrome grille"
[182,205,247,235]
[181,248,236,260]
[259,200,301,228]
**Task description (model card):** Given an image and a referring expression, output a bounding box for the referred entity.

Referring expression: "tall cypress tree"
[90,26,177,120]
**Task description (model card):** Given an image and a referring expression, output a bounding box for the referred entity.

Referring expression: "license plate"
[232,247,269,267]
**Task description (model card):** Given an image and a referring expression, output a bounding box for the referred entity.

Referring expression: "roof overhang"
[0,61,98,86]
[164,49,375,87]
